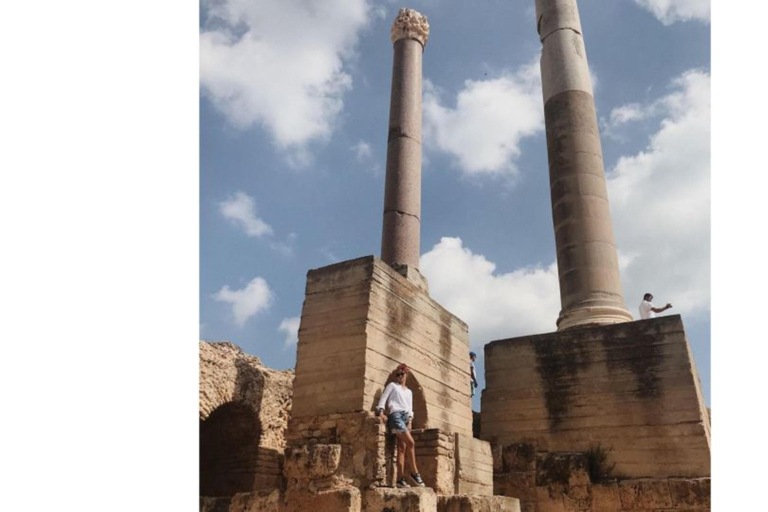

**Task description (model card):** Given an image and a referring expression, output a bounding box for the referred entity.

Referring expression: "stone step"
[363,487,436,511]
[437,495,522,512]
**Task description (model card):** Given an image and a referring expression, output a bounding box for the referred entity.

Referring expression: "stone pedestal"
[282,256,504,508]
[481,316,710,480]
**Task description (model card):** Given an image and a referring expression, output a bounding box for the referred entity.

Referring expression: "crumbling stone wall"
[493,443,710,511]
[199,341,294,497]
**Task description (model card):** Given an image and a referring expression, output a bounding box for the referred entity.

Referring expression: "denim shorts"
[387,411,409,434]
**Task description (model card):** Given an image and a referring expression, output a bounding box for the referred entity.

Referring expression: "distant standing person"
[376,364,425,488]
[470,352,479,397]
[639,293,672,320]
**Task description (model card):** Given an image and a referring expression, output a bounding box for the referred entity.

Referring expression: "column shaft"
[381,37,423,269]
[536,0,633,330]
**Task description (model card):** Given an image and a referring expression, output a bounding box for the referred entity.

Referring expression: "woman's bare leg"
[399,430,419,474]
[397,436,406,479]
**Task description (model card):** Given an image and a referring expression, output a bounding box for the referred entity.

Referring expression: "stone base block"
[363,487,437,512]
[482,316,710,479]
[437,495,522,512]
[455,434,494,496]
[285,487,361,512]
[229,490,281,512]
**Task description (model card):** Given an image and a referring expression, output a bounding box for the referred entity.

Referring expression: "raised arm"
[651,303,673,313]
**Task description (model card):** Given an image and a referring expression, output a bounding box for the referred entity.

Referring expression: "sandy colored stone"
[455,433,494,495]
[535,486,567,512]
[590,482,621,512]
[668,478,710,508]
[482,317,710,479]
[199,341,293,451]
[494,472,537,502]
[502,443,538,473]
[618,479,673,509]
[292,257,472,438]
[283,444,341,480]
[229,490,281,512]
[363,487,437,512]
[199,341,294,497]
[284,487,361,512]
[437,495,522,512]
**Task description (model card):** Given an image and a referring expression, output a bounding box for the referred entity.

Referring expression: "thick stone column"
[536,0,633,330]
[380,8,429,270]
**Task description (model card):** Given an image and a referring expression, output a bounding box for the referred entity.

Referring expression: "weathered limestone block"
[502,443,537,473]
[618,479,673,509]
[199,341,293,451]
[283,444,341,479]
[285,411,386,488]
[285,487,361,512]
[437,495,522,512]
[494,472,537,502]
[363,487,437,512]
[482,317,710,479]
[668,478,710,508]
[200,341,294,497]
[413,429,456,494]
[455,433,494,496]
[535,453,590,488]
[291,257,473,438]
[229,490,281,512]
[590,483,621,512]
[534,486,567,512]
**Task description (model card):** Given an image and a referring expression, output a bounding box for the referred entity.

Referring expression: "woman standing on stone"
[376,363,425,488]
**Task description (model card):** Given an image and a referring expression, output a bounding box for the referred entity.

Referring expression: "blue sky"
[199,0,711,407]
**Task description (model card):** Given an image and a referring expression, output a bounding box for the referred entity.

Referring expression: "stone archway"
[385,369,428,430]
[199,400,262,497]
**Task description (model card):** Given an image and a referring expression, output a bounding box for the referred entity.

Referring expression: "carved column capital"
[390,8,429,47]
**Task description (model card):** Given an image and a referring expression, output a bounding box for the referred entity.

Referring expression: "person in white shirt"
[470,352,479,397]
[638,293,672,320]
[376,364,425,488]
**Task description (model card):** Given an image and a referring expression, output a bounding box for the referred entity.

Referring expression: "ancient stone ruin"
[200,2,710,511]
[199,341,293,509]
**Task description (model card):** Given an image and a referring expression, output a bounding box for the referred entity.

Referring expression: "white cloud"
[269,232,297,257]
[419,71,709,345]
[634,0,710,25]
[423,60,544,177]
[214,277,273,327]
[200,0,374,162]
[600,100,663,140]
[278,316,301,347]
[351,140,372,161]
[219,191,273,238]
[420,237,560,347]
[608,103,648,127]
[608,70,710,318]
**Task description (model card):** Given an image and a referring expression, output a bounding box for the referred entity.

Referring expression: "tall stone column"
[536,0,633,330]
[380,8,429,270]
